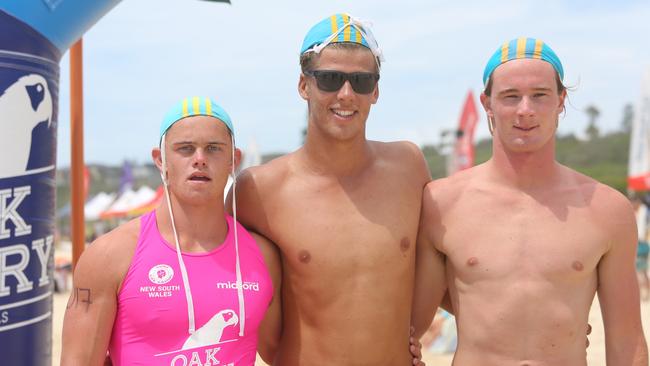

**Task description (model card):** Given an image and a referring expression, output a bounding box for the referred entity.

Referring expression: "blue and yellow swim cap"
[300,13,384,63]
[483,37,564,85]
[159,96,234,145]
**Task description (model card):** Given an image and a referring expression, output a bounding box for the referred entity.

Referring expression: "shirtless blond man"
[413,38,648,365]
[230,13,430,365]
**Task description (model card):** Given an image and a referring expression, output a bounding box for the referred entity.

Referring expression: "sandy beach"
[51,289,649,366]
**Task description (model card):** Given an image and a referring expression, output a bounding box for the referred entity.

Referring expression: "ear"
[557,89,567,113]
[233,147,243,171]
[152,147,163,172]
[370,83,379,105]
[298,73,309,100]
[479,92,493,119]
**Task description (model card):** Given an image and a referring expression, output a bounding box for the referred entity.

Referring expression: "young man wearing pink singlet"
[61,97,282,365]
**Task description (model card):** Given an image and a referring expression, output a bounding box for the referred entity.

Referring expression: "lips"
[514,125,538,132]
[332,108,356,118]
[188,173,211,182]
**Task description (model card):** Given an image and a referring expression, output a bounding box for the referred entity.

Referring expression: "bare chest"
[267,176,421,276]
[440,194,609,284]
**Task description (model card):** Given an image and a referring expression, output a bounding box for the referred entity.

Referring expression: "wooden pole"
[70,39,85,270]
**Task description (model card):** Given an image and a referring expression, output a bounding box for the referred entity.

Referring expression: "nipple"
[399,237,410,252]
[298,250,311,264]
[572,261,584,271]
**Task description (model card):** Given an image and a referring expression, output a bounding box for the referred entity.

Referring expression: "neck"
[301,131,373,176]
[488,137,560,190]
[155,194,228,252]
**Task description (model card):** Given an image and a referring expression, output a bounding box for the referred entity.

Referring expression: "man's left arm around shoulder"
[251,232,282,364]
[597,196,648,365]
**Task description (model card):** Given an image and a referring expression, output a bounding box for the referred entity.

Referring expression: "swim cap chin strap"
[159,133,245,337]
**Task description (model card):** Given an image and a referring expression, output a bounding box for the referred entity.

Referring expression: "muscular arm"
[60,238,120,365]
[226,167,272,236]
[252,232,283,364]
[597,194,648,365]
[228,168,283,361]
[411,183,447,339]
[61,222,137,366]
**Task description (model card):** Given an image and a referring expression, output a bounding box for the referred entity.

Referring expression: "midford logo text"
[149,264,174,285]
[216,281,259,291]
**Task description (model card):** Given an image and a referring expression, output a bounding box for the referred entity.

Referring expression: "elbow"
[258,341,279,365]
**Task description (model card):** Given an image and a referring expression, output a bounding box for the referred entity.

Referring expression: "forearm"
[257,339,279,365]
[61,340,110,366]
[606,333,648,366]
[61,320,113,366]
[257,306,282,364]
[61,290,116,365]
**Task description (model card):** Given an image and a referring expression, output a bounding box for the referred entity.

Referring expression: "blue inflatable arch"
[0,1,227,363]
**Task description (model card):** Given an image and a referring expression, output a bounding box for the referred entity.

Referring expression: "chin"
[505,133,547,147]
[177,188,220,204]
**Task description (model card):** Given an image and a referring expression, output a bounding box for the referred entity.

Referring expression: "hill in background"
[56,130,631,210]
[422,130,629,193]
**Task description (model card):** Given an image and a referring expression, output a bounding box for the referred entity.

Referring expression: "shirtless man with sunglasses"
[229,13,431,365]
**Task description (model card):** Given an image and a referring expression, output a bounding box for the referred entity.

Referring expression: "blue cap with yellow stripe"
[159,96,234,145]
[300,13,383,63]
[483,37,564,85]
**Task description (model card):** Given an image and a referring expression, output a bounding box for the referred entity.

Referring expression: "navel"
[572,261,584,271]
[400,237,410,252]
[467,257,479,266]
[298,250,311,264]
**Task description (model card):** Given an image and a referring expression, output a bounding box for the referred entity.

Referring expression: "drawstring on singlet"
[159,135,245,337]
[231,133,245,336]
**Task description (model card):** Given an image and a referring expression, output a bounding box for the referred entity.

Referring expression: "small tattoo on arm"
[66,288,93,311]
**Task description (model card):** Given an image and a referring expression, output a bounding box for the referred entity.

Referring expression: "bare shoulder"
[370,140,431,182]
[233,153,294,234]
[424,163,484,208]
[372,140,425,163]
[568,168,633,216]
[566,168,636,243]
[237,153,292,195]
[73,217,140,291]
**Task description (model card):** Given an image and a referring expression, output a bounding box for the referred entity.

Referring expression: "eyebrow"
[497,86,553,96]
[172,141,228,146]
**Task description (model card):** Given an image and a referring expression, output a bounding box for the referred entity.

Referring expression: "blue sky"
[54,0,650,167]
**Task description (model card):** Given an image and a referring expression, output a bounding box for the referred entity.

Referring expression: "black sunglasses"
[304,70,380,94]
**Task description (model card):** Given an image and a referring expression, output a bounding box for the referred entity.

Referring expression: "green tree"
[620,103,634,133]
[420,144,447,179]
[584,105,601,140]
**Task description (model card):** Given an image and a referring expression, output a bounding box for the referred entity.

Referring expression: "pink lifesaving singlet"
[108,211,273,366]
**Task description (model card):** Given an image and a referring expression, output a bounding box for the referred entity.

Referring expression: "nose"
[336,80,355,101]
[192,148,207,167]
[517,96,535,118]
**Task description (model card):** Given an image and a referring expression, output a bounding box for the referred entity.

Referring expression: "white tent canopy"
[101,186,156,218]
[84,192,116,221]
